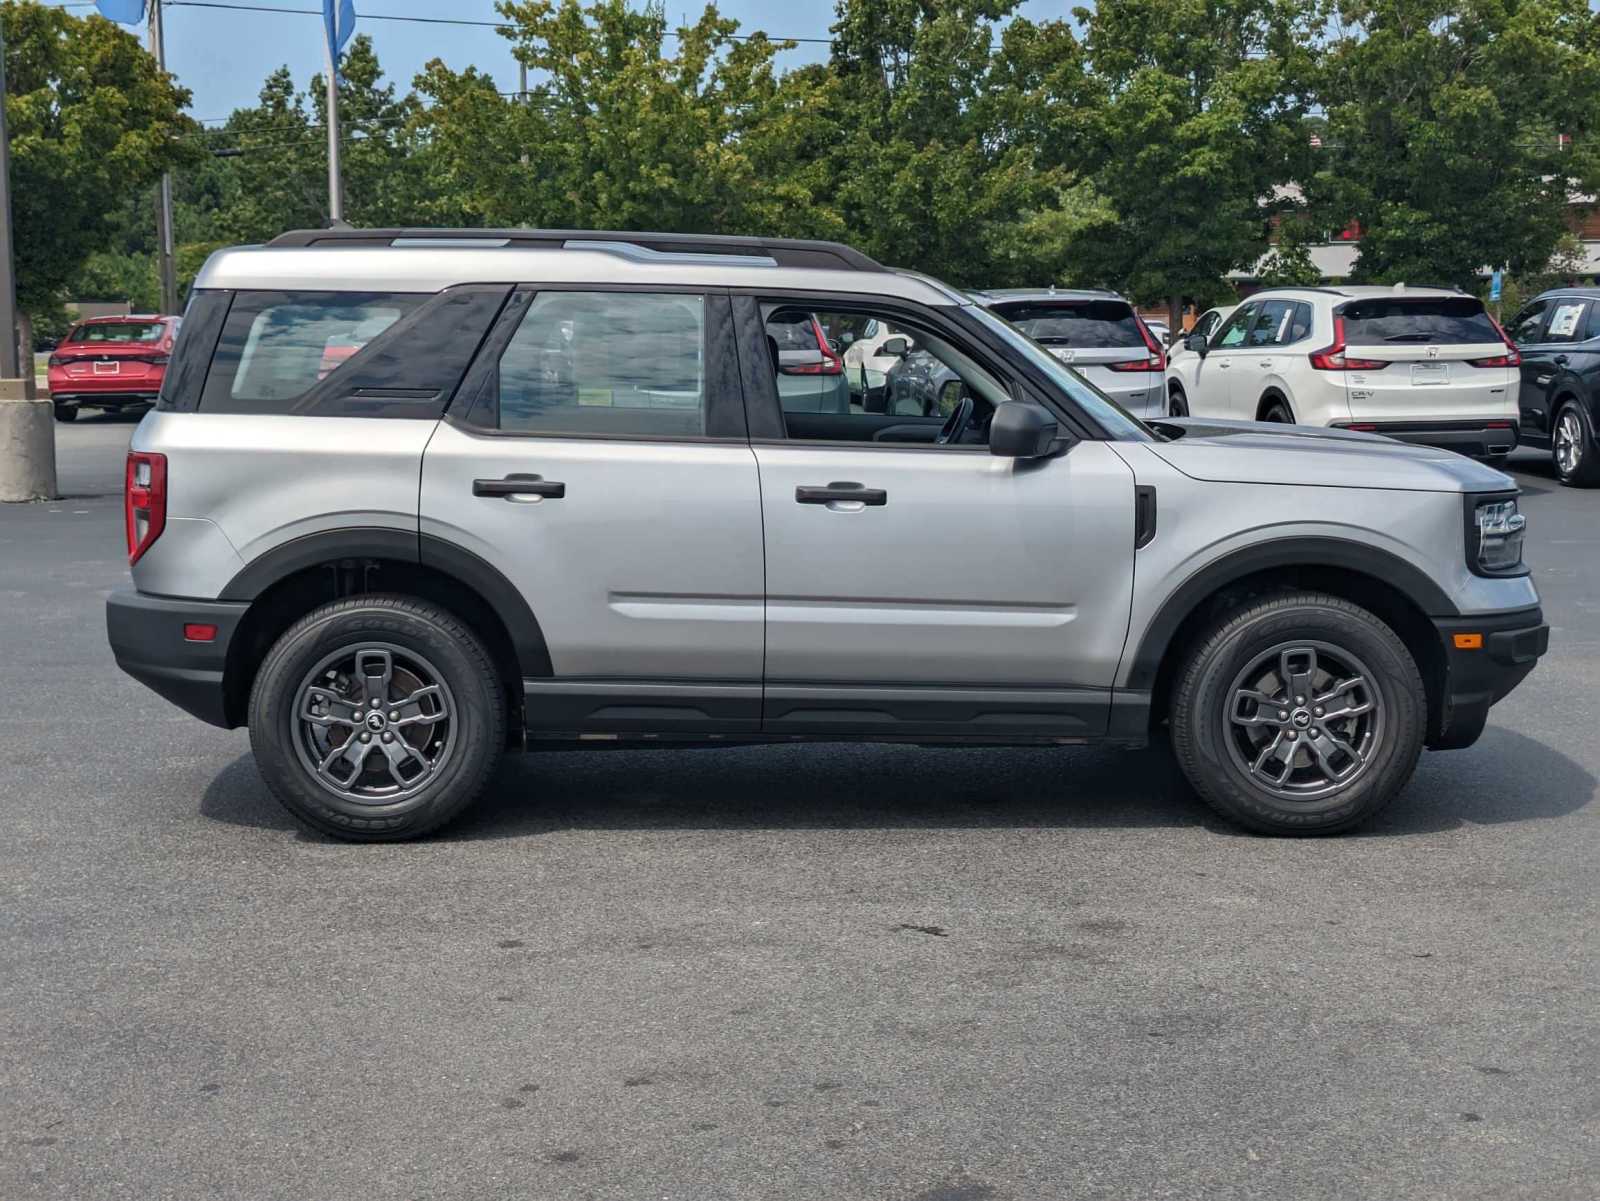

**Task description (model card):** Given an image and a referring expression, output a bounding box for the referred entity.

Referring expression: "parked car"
[765,308,849,414]
[107,228,1546,841]
[970,288,1167,418]
[47,314,180,422]
[1165,304,1236,416]
[839,316,907,411]
[1503,288,1600,486]
[1145,318,1171,345]
[1171,286,1521,461]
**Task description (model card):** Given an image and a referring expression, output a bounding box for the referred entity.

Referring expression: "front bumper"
[106,589,248,728]
[1335,420,1519,459]
[1427,606,1548,750]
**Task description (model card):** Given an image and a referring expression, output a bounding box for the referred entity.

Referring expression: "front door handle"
[796,482,887,506]
[1259,359,1274,368]
[1555,354,1569,366]
[473,474,566,499]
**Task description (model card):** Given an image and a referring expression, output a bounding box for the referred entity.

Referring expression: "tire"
[1168,386,1189,417]
[248,594,506,841]
[1260,397,1294,424]
[53,403,78,423]
[1170,592,1426,835]
[1551,400,1600,487]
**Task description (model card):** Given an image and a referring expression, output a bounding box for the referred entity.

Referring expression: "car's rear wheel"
[1170,592,1425,835]
[53,403,78,423]
[1260,397,1294,424]
[248,595,505,841]
[1168,386,1189,417]
[1552,401,1600,487]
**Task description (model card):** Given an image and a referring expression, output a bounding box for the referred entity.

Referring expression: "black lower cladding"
[106,589,247,728]
[1341,420,1520,459]
[1427,606,1548,750]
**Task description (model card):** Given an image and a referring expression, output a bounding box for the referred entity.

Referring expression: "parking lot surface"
[2,416,1596,1200]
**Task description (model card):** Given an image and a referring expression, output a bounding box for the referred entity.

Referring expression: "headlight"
[1471,496,1526,575]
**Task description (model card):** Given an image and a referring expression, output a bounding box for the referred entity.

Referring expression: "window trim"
[449,284,747,443]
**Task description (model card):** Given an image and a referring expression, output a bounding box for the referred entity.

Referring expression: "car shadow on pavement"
[199,726,1592,842]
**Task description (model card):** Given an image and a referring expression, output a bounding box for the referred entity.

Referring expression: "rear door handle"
[796,482,887,506]
[473,474,565,499]
[1555,354,1569,366]
[1259,359,1274,368]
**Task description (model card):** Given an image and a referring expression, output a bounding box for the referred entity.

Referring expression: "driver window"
[1213,304,1257,349]
[761,304,1008,447]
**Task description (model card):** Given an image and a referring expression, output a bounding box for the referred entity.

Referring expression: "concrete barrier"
[0,377,57,502]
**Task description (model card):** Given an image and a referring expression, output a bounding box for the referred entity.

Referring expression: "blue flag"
[95,0,147,22]
[324,0,357,61]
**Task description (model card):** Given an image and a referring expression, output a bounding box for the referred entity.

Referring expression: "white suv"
[1168,286,1522,461]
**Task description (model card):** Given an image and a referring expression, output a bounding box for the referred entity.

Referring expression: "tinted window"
[1542,299,1590,344]
[1249,300,1295,347]
[496,291,706,437]
[1507,301,1549,346]
[1588,302,1600,342]
[69,321,165,343]
[1194,310,1223,340]
[988,300,1144,349]
[1341,297,1499,344]
[199,288,506,417]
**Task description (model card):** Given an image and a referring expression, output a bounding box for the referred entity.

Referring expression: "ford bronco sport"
[106,229,1549,840]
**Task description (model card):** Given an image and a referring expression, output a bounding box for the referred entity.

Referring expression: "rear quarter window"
[1340,297,1500,344]
[990,300,1145,349]
[197,287,510,417]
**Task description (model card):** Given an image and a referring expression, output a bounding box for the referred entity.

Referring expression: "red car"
[47,315,180,422]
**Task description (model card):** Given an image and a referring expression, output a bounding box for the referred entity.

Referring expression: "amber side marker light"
[1453,633,1484,650]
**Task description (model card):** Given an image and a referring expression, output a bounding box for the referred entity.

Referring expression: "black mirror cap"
[1184,333,1209,354]
[990,401,1060,458]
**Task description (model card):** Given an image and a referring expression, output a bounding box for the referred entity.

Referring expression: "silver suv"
[106,228,1549,841]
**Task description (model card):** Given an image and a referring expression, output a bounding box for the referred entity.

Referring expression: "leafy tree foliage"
[1316,0,1600,288]
[1,1,197,314]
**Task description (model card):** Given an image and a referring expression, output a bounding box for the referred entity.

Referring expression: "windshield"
[962,304,1153,440]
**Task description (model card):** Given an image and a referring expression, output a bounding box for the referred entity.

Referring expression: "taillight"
[1470,316,1521,367]
[125,451,167,565]
[1132,318,1166,371]
[142,354,171,366]
[1309,316,1386,371]
[806,316,844,375]
[47,353,63,368]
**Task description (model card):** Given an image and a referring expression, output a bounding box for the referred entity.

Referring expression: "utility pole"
[518,58,528,167]
[325,25,343,220]
[149,0,178,315]
[0,12,57,503]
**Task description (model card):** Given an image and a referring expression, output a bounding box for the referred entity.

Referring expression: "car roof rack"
[266,227,887,273]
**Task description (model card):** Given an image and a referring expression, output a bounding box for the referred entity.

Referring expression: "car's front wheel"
[53,403,78,423]
[1552,401,1600,487]
[248,595,506,841]
[1170,592,1426,835]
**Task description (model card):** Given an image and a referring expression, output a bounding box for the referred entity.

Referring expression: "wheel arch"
[1255,388,1293,422]
[1128,538,1456,744]
[217,528,550,733]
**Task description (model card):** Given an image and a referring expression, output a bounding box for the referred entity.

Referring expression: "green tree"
[1316,0,1600,287]
[1063,0,1320,327]
[1,2,197,320]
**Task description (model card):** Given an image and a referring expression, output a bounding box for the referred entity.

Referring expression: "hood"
[1145,417,1514,493]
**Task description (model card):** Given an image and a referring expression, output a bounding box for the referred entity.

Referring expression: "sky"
[50,0,1066,124]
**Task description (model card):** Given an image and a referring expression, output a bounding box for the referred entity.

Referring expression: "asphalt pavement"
[2,414,1596,1201]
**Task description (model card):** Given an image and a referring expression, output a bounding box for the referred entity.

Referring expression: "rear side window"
[1340,297,1499,344]
[198,287,508,417]
[1542,299,1591,344]
[990,300,1144,349]
[69,321,166,343]
[493,291,707,437]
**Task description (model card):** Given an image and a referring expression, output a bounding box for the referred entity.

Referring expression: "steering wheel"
[936,394,974,445]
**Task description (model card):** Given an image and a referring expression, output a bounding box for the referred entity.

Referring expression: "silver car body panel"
[130,411,435,595]
[419,419,765,681]
[753,440,1137,688]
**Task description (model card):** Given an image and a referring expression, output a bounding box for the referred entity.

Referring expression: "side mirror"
[881,336,910,358]
[989,401,1059,459]
[1184,332,1209,355]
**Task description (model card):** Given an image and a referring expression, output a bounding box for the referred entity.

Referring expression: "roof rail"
[265,227,887,273]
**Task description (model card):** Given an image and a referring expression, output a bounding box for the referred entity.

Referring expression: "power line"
[163,0,835,44]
